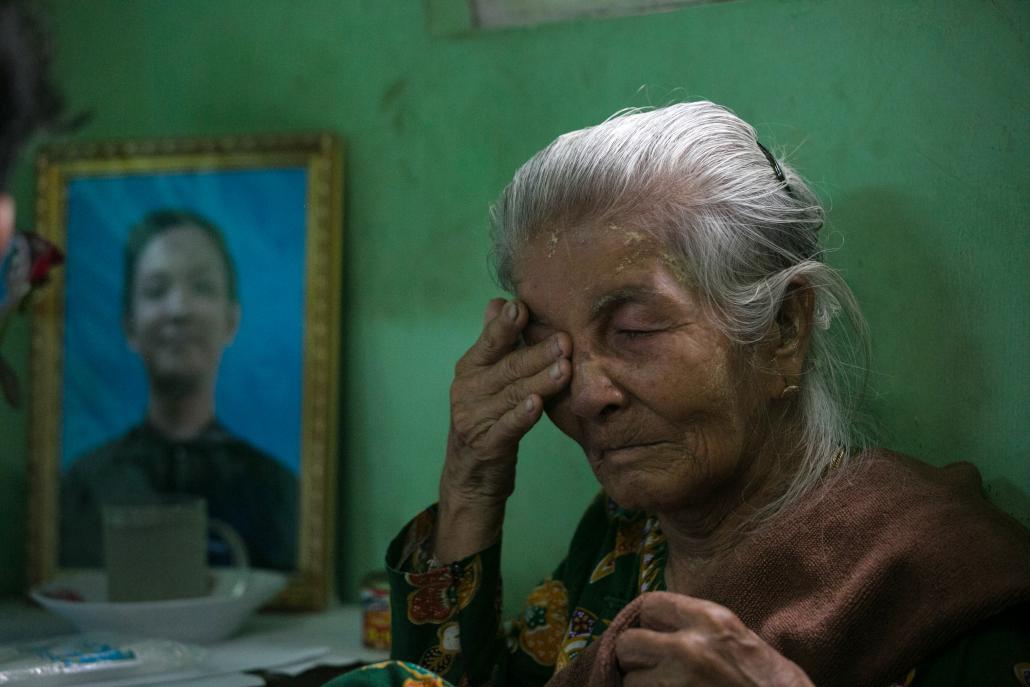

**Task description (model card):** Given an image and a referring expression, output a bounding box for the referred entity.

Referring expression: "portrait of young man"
[55,169,309,572]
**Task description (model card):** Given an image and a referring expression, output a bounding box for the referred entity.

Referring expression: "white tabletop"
[0,598,389,685]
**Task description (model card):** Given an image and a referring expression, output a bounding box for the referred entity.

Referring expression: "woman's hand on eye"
[435,298,571,562]
[615,593,814,687]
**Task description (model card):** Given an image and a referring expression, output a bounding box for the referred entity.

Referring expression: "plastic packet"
[0,633,205,686]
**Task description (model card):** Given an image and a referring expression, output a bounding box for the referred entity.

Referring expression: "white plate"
[30,569,288,643]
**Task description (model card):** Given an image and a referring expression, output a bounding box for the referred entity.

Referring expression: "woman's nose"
[568,354,626,420]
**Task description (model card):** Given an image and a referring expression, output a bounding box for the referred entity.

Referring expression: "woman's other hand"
[616,593,814,687]
[435,298,572,563]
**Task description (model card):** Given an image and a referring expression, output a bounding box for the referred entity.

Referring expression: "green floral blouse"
[329,494,1029,687]
[385,495,664,685]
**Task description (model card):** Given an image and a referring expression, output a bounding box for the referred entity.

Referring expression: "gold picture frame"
[26,133,343,610]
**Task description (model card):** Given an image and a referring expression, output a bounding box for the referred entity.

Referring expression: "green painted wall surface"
[1,1,1027,614]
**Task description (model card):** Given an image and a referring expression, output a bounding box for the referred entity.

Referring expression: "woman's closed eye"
[616,327,663,340]
[610,326,668,346]
[609,311,670,342]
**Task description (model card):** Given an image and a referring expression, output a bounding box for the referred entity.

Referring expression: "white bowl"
[30,569,288,643]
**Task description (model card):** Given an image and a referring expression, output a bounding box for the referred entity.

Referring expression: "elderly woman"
[335,102,1030,687]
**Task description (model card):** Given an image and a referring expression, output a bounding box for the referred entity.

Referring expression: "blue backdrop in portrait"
[60,168,306,474]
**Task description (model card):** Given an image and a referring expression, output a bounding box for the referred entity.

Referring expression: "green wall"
[2,1,1027,613]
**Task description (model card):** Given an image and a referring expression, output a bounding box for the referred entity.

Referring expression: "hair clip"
[755,140,819,231]
[756,140,786,183]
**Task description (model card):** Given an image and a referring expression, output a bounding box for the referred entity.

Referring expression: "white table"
[0,598,389,685]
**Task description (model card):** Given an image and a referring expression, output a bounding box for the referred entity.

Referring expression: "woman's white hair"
[490,101,869,523]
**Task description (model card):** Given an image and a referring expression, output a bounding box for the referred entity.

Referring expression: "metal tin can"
[360,571,391,650]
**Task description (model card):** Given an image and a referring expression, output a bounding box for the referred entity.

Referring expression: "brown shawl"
[546,450,1030,687]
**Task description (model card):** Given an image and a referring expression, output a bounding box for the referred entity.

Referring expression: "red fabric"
[546,450,1030,687]
[24,231,63,287]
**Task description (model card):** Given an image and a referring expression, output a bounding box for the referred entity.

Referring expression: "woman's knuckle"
[467,422,492,447]
[493,414,523,441]
[449,385,469,411]
[501,380,525,407]
[451,409,477,438]
[482,321,510,349]
[672,630,697,652]
[479,335,500,358]
[499,352,522,381]
[707,604,740,628]
[455,418,491,449]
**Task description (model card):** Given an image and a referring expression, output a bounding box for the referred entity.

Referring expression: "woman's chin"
[598,473,667,513]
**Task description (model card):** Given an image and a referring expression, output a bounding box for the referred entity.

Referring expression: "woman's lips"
[596,441,666,460]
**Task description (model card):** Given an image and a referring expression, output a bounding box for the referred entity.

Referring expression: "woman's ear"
[772,277,815,381]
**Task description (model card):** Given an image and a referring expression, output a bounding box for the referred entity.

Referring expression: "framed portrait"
[26,133,343,610]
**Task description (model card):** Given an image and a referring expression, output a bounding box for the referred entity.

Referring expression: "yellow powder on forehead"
[622,229,646,245]
[660,252,689,285]
[614,243,655,274]
[546,230,559,258]
[616,249,673,276]
[541,225,670,279]
[603,222,646,244]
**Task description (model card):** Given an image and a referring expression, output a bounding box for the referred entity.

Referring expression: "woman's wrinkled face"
[513,224,776,514]
[125,225,238,390]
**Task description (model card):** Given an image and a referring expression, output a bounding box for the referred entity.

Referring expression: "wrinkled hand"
[616,593,814,687]
[435,299,571,561]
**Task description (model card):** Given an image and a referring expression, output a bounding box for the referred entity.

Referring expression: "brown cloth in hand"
[545,450,1030,687]
[543,595,645,687]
